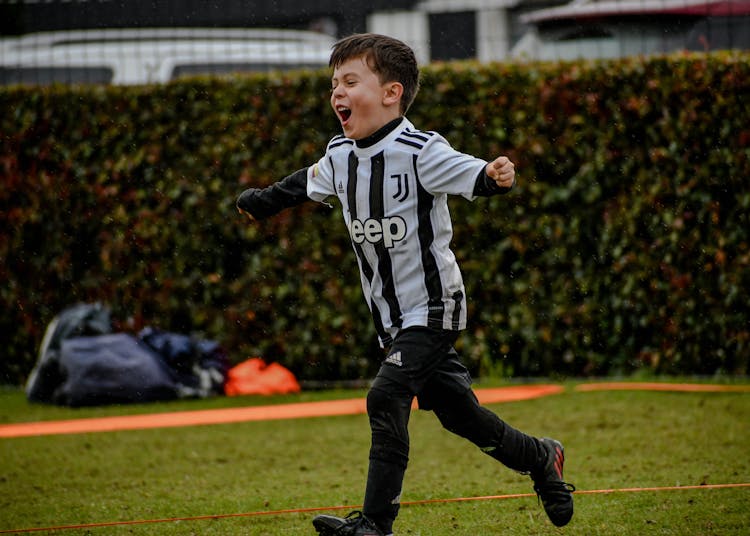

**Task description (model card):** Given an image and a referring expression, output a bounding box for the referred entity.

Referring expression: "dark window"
[171,62,324,79]
[429,11,476,61]
[687,15,750,50]
[0,66,113,85]
[559,26,613,41]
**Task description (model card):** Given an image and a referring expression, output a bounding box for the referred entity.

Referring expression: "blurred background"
[2,0,750,85]
[2,1,749,389]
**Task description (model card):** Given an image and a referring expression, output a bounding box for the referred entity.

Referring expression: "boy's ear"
[382,81,404,107]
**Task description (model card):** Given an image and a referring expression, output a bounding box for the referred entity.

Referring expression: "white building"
[2,0,748,85]
[511,0,750,60]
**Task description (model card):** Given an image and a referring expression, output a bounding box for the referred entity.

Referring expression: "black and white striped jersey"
[307,117,489,347]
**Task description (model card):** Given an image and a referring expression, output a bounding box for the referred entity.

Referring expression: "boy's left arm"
[236,167,310,221]
[473,156,516,197]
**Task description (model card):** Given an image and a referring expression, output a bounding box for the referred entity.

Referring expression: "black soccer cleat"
[313,510,386,536]
[531,438,575,527]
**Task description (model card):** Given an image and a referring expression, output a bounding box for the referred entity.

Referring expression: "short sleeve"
[306,155,336,202]
[417,134,488,200]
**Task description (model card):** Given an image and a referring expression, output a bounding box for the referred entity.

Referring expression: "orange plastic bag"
[224,358,300,396]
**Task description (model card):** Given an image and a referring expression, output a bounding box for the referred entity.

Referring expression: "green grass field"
[1,382,748,535]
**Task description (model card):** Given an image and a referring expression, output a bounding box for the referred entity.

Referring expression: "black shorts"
[373,326,473,411]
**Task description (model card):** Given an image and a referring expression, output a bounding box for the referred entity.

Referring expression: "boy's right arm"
[236,167,309,221]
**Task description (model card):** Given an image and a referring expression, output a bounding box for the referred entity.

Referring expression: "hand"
[485,156,515,189]
[237,207,256,222]
[236,188,259,221]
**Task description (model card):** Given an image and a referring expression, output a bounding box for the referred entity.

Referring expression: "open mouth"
[337,106,352,123]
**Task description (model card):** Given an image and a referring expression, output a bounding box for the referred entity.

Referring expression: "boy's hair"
[329,33,420,115]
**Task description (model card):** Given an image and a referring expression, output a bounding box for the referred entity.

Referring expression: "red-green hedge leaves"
[1,53,748,384]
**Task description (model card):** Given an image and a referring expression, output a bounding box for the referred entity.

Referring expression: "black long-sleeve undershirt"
[236,167,309,220]
[236,163,514,221]
[472,168,515,197]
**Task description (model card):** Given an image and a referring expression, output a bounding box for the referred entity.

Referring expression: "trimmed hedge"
[1,52,748,385]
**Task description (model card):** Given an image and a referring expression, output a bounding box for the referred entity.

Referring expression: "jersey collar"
[352,116,410,158]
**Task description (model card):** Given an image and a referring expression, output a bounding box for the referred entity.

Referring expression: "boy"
[236,33,574,535]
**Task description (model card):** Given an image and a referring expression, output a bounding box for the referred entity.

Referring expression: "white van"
[0,28,336,85]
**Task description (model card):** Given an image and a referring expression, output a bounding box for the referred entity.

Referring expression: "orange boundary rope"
[1,483,748,534]
[575,382,750,393]
[4,383,748,439]
[0,385,563,438]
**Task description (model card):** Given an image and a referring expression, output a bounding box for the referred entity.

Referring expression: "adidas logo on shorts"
[384,351,403,367]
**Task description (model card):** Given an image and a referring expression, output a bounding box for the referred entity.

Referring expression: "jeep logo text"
[349,216,407,248]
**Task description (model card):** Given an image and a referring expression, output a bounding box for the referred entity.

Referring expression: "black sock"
[446,402,544,473]
[486,416,545,473]
[363,457,403,534]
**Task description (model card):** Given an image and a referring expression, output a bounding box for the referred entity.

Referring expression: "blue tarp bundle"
[25,303,227,406]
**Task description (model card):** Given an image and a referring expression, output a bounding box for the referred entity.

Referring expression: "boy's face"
[331,55,401,140]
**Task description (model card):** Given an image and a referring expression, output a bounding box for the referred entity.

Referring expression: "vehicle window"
[0,66,113,85]
[170,62,324,79]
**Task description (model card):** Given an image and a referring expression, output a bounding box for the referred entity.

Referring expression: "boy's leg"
[361,376,413,534]
[419,353,574,526]
[428,384,544,472]
[361,327,457,533]
[313,378,410,536]
[416,348,544,472]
